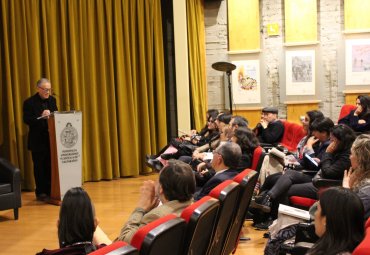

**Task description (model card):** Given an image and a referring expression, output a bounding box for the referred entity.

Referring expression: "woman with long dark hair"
[339,95,370,132]
[37,187,105,254]
[307,187,364,255]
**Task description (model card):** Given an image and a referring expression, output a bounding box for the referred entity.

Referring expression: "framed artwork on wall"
[285,50,315,95]
[231,60,261,104]
[345,38,370,85]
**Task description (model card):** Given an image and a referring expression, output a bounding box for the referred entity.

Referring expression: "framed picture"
[345,39,370,85]
[285,50,315,95]
[231,60,261,104]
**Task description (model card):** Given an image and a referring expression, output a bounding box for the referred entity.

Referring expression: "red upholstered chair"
[207,180,241,255]
[90,241,138,255]
[251,146,266,172]
[221,169,259,255]
[338,104,356,122]
[180,196,220,255]
[279,121,306,153]
[130,214,186,255]
[353,217,370,255]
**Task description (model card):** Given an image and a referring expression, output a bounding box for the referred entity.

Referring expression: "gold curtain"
[186,0,207,131]
[0,0,167,190]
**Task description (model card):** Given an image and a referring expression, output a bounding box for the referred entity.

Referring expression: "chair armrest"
[312,178,342,189]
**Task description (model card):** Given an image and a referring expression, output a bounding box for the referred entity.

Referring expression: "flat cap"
[262,107,278,114]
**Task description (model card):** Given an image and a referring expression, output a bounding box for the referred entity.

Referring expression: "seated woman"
[339,94,370,132]
[37,187,106,255]
[307,187,364,255]
[252,122,356,224]
[145,109,220,170]
[343,134,370,219]
[182,112,232,164]
[258,110,324,186]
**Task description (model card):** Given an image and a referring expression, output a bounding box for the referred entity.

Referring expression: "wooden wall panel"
[285,101,320,124]
[345,0,370,31]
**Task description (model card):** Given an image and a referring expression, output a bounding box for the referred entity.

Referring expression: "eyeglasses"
[38,86,52,93]
[213,151,223,158]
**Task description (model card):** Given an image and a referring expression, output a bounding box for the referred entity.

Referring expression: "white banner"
[54,112,82,198]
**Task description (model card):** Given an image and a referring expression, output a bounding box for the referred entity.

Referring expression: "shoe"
[250,193,272,213]
[145,158,163,171]
[254,219,273,230]
[146,154,157,161]
[160,153,176,160]
[36,193,49,202]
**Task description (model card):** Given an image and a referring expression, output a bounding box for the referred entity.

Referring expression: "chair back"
[180,196,220,255]
[280,121,306,153]
[338,104,356,122]
[0,158,22,220]
[90,241,138,255]
[207,180,240,255]
[130,214,186,255]
[251,146,265,172]
[353,218,370,255]
[221,169,259,255]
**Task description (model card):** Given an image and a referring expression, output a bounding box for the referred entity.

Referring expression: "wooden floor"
[0,173,267,254]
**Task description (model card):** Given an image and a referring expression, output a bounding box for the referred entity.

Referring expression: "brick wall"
[204,0,345,120]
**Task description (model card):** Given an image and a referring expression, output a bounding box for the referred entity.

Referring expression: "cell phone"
[305,154,318,167]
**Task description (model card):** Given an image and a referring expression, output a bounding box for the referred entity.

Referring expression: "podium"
[48,111,83,205]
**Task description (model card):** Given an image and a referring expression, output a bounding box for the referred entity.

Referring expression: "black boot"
[145,158,163,171]
[250,193,272,213]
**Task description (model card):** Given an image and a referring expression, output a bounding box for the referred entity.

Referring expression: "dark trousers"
[31,150,51,196]
[260,170,316,219]
[268,170,313,200]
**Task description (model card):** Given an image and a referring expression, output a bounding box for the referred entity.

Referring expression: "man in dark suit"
[194,142,242,201]
[23,78,58,201]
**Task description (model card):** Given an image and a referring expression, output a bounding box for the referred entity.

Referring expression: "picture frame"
[285,50,315,95]
[231,60,261,104]
[345,38,370,85]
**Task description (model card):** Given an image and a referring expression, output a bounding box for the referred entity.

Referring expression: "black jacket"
[23,93,58,152]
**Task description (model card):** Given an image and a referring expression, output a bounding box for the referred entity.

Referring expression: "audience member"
[37,187,105,255]
[194,142,242,201]
[307,187,364,255]
[258,110,324,185]
[253,107,284,146]
[252,123,356,227]
[339,95,370,132]
[145,110,219,170]
[229,115,249,131]
[343,134,370,219]
[115,160,195,243]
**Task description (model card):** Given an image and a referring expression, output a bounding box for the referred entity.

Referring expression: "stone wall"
[204,0,345,120]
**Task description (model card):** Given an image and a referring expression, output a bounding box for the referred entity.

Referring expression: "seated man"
[253,107,284,146]
[94,160,195,244]
[194,142,242,201]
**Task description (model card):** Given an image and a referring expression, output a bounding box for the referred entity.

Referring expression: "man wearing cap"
[253,107,284,145]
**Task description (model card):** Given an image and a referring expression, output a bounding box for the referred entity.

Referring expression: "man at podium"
[23,78,58,201]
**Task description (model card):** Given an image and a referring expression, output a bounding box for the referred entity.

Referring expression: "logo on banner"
[60,122,78,148]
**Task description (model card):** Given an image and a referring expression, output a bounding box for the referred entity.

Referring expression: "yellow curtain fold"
[0,0,167,190]
[186,0,207,131]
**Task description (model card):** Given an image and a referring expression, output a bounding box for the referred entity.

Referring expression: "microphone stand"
[226,70,233,115]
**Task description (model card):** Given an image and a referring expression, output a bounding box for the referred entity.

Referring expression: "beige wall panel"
[345,0,370,31]
[286,102,319,124]
[285,0,317,43]
[228,0,260,51]
[233,108,262,128]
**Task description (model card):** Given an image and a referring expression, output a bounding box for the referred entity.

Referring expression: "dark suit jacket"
[23,93,58,152]
[194,168,239,201]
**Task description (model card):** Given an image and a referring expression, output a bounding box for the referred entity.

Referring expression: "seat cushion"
[0,183,11,195]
